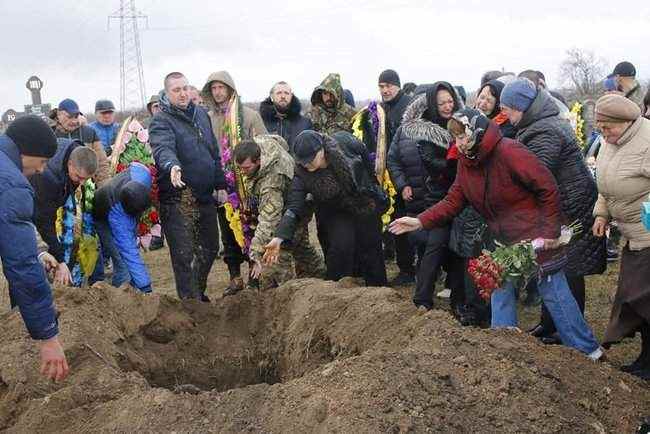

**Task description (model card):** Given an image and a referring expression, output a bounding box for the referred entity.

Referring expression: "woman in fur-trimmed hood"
[387,81,466,312]
[388,81,460,215]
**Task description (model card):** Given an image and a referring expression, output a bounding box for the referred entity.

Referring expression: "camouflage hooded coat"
[308,73,357,135]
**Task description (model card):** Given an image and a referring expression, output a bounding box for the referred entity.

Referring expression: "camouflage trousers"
[160,190,219,299]
[259,214,325,290]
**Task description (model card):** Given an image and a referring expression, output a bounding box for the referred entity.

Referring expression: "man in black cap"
[90,99,120,156]
[378,69,417,285]
[378,69,412,145]
[0,115,69,382]
[51,98,110,185]
[609,61,645,110]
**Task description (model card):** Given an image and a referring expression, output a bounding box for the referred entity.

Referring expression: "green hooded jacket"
[308,73,357,135]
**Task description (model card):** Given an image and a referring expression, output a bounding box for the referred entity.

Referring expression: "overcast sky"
[1,0,649,114]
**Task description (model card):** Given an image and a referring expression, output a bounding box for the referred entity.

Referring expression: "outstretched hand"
[389,217,423,235]
[40,336,69,382]
[263,238,283,265]
[250,259,263,279]
[170,165,185,188]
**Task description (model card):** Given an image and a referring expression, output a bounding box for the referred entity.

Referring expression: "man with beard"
[201,71,268,295]
[308,73,357,135]
[258,81,312,154]
[50,99,110,186]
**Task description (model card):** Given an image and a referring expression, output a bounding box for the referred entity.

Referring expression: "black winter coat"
[276,132,384,241]
[382,90,412,146]
[259,96,312,155]
[149,94,226,204]
[516,90,606,276]
[388,93,455,215]
[29,138,82,262]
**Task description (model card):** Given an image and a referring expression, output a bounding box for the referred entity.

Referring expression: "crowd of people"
[1,61,650,383]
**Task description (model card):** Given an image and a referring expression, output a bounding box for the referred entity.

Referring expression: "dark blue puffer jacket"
[0,134,58,340]
[93,163,153,292]
[149,92,226,204]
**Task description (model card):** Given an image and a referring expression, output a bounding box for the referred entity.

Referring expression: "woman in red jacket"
[390,108,603,359]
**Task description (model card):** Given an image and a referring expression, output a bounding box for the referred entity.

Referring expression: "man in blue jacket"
[149,72,227,301]
[89,99,120,156]
[93,162,153,293]
[0,115,69,381]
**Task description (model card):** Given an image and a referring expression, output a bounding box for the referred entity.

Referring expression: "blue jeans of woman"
[491,271,600,355]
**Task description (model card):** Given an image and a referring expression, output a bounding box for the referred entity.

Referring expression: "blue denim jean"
[491,271,600,355]
[94,220,131,288]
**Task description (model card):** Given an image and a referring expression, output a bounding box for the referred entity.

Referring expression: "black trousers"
[317,208,387,286]
[161,198,219,300]
[409,226,464,309]
[216,206,247,278]
[540,274,586,333]
[462,257,489,312]
[392,203,416,274]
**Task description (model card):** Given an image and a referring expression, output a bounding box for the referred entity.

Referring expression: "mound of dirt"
[1,279,649,433]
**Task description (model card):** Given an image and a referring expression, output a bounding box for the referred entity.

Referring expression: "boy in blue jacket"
[93,162,153,293]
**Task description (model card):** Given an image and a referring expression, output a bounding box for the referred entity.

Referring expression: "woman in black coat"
[501,78,607,342]
[388,82,466,311]
[266,130,388,286]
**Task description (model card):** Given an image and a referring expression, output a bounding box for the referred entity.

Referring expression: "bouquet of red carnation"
[468,222,582,300]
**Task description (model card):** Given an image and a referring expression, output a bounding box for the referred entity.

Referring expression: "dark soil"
[1,259,649,433]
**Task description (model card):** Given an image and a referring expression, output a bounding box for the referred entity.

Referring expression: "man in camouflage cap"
[233,135,324,289]
[308,73,357,135]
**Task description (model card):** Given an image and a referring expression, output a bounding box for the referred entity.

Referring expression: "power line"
[108,0,148,112]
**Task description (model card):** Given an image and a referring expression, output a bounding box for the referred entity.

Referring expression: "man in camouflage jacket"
[308,73,357,135]
[234,135,324,289]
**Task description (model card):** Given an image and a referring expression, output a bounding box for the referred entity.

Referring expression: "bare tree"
[558,48,608,100]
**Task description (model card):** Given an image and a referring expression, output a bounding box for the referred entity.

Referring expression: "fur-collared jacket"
[259,95,312,155]
[387,93,456,214]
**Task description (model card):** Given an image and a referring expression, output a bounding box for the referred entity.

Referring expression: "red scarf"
[493,111,509,126]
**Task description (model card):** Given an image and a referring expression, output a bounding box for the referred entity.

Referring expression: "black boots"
[623,323,650,380]
[223,276,244,297]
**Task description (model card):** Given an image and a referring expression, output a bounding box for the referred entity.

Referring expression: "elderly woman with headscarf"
[387,82,465,313]
[500,78,607,345]
[592,94,650,378]
[390,108,604,360]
